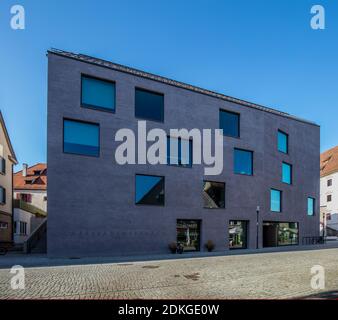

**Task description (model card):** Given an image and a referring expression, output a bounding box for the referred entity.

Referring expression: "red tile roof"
[320,146,338,177]
[14,163,47,190]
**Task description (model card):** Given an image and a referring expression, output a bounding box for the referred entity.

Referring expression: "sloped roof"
[0,110,17,164]
[320,146,338,177]
[14,163,47,190]
[48,48,318,127]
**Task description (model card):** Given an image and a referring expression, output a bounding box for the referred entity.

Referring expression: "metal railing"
[302,236,326,245]
[13,200,47,217]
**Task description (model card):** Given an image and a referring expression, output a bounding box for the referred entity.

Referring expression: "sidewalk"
[1,241,338,269]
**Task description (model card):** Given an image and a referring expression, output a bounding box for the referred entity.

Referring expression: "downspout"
[11,163,14,244]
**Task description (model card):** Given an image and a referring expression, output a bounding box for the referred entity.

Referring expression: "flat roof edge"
[47,49,319,127]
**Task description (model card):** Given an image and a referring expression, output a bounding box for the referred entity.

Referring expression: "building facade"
[13,163,47,244]
[320,146,338,235]
[0,111,17,245]
[47,49,320,257]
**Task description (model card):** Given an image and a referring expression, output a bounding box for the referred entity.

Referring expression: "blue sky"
[1,0,338,170]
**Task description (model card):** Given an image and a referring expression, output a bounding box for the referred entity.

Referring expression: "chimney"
[22,163,28,177]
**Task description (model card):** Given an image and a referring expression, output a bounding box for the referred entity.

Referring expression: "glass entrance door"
[177,220,201,252]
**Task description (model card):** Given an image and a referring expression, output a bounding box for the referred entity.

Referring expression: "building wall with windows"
[47,50,320,257]
[0,111,17,244]
[320,147,338,233]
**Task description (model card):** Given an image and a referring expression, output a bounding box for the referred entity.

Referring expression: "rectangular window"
[0,157,5,174]
[219,110,240,138]
[327,179,332,187]
[0,186,6,204]
[0,222,8,229]
[278,130,288,154]
[135,88,164,122]
[282,162,292,184]
[177,220,201,252]
[307,197,315,216]
[135,174,164,206]
[13,221,17,234]
[19,221,27,235]
[203,181,225,208]
[81,76,115,112]
[263,221,298,247]
[63,119,100,157]
[229,220,248,249]
[327,194,332,202]
[167,137,192,167]
[234,148,253,175]
[271,189,282,212]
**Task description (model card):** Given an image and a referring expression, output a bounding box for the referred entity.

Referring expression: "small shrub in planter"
[205,240,215,252]
[168,242,177,254]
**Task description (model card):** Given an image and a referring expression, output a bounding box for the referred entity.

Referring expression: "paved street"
[1,248,338,299]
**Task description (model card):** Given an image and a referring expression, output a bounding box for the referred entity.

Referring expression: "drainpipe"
[256,206,260,249]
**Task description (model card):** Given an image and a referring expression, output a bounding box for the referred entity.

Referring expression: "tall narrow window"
[135,88,164,122]
[81,76,116,112]
[167,137,192,167]
[0,186,6,205]
[282,162,292,184]
[327,179,332,187]
[234,149,253,175]
[203,181,225,208]
[327,194,332,202]
[307,197,315,216]
[271,189,282,212]
[219,110,240,138]
[0,157,5,175]
[63,119,100,157]
[278,130,288,154]
[135,174,164,206]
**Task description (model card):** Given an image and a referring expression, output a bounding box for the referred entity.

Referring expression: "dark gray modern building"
[47,49,320,257]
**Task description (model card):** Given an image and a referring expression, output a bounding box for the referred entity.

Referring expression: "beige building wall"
[0,117,16,243]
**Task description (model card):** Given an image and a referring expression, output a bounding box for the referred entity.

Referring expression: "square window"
[282,162,292,184]
[203,181,225,208]
[63,119,100,157]
[135,174,164,206]
[135,88,164,122]
[307,197,315,216]
[271,189,282,212]
[219,110,240,138]
[234,149,253,175]
[81,76,115,112]
[167,137,192,167]
[278,130,288,154]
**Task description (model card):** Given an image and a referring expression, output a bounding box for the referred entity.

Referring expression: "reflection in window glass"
[278,222,298,246]
[307,197,315,216]
[177,220,200,252]
[63,120,100,157]
[82,76,115,112]
[135,88,164,122]
[278,130,288,153]
[229,220,248,249]
[234,149,253,175]
[282,162,292,184]
[219,110,239,137]
[270,189,281,212]
[135,175,164,205]
[203,181,225,208]
[167,137,192,167]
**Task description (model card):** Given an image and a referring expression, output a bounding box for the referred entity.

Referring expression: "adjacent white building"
[13,163,47,244]
[320,146,338,235]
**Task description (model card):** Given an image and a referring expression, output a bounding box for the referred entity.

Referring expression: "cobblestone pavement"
[1,248,338,299]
